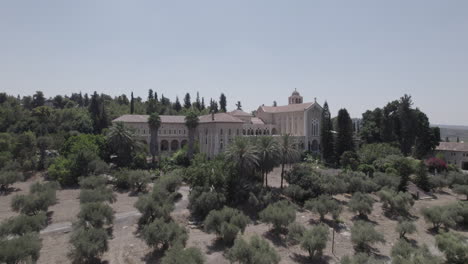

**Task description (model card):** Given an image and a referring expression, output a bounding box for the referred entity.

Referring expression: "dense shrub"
[0,171,23,193]
[141,218,188,250]
[340,151,360,171]
[415,161,430,192]
[377,188,414,217]
[259,200,296,233]
[204,207,250,245]
[429,174,449,191]
[0,233,42,264]
[342,171,377,193]
[446,171,468,187]
[305,195,342,221]
[247,188,279,211]
[372,172,399,191]
[319,174,348,195]
[188,187,226,220]
[435,231,468,264]
[421,205,460,231]
[158,171,183,193]
[47,156,73,185]
[453,184,468,200]
[227,235,280,264]
[350,221,385,253]
[425,157,447,173]
[348,192,374,218]
[79,188,116,204]
[283,184,308,204]
[0,212,47,236]
[391,239,443,264]
[287,222,306,245]
[135,186,176,226]
[79,175,107,190]
[358,164,375,177]
[11,182,57,215]
[284,164,322,201]
[340,253,382,264]
[113,169,151,193]
[161,245,205,264]
[77,202,114,229]
[300,224,329,259]
[69,226,109,263]
[395,220,416,239]
[358,143,402,165]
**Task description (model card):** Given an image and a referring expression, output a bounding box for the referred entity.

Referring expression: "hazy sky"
[1,0,467,125]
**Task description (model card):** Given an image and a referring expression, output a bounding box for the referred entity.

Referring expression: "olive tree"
[259,200,296,233]
[161,245,205,264]
[141,218,188,250]
[300,224,329,259]
[227,235,280,264]
[69,226,109,263]
[204,207,250,245]
[305,195,342,221]
[395,220,416,239]
[435,231,468,264]
[350,221,385,253]
[348,192,374,219]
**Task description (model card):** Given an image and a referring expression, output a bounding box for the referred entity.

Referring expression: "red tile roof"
[112,115,186,124]
[199,113,244,123]
[436,142,468,152]
[260,102,316,113]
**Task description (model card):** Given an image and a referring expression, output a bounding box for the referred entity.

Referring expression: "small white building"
[435,142,468,170]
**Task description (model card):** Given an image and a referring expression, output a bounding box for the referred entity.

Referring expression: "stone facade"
[112,90,325,157]
[435,142,468,170]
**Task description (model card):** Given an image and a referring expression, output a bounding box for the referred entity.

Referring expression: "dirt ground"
[0,169,466,264]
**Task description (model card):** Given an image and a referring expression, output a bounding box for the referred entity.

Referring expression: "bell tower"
[288,88,303,104]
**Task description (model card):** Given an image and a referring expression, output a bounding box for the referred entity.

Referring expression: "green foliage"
[421,205,460,231]
[79,176,115,203]
[305,195,342,221]
[340,253,383,264]
[227,235,280,264]
[11,182,57,215]
[336,109,355,159]
[435,231,468,264]
[415,161,430,192]
[358,143,402,165]
[453,184,468,200]
[348,192,374,218]
[394,157,414,192]
[284,164,322,202]
[287,222,306,245]
[350,221,385,253]
[358,164,375,177]
[0,212,47,236]
[161,245,205,264]
[113,169,151,193]
[0,233,42,264]
[396,220,416,239]
[340,151,360,171]
[47,156,73,186]
[61,134,106,159]
[372,172,400,191]
[135,186,176,226]
[188,187,226,220]
[259,200,296,232]
[158,171,183,193]
[69,226,109,263]
[321,102,336,166]
[141,218,188,250]
[204,207,250,245]
[342,171,378,193]
[391,239,443,264]
[77,202,114,229]
[377,188,414,217]
[300,224,329,259]
[106,122,143,167]
[225,136,259,178]
[0,170,23,192]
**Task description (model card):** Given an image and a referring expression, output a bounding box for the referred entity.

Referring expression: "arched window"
[311,119,319,136]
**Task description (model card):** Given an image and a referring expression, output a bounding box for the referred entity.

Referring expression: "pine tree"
[154,92,158,102]
[219,93,227,112]
[84,93,89,107]
[201,97,205,110]
[184,93,191,109]
[195,92,201,110]
[148,89,154,100]
[335,108,354,160]
[398,94,415,156]
[130,92,135,114]
[320,101,335,166]
[89,92,108,133]
[174,96,182,112]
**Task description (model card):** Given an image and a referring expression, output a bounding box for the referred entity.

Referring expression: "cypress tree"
[130,92,135,114]
[415,161,430,192]
[398,94,415,156]
[84,93,89,107]
[148,89,154,100]
[195,92,201,110]
[184,93,191,109]
[320,101,335,166]
[201,97,205,110]
[219,93,227,112]
[174,96,182,112]
[335,108,354,160]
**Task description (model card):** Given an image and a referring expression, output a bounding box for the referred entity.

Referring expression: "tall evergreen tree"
[413,109,439,158]
[84,93,90,107]
[148,89,154,100]
[184,93,191,109]
[32,91,45,108]
[415,161,430,192]
[130,92,135,114]
[320,102,335,166]
[148,113,161,165]
[154,92,158,102]
[195,92,201,110]
[209,99,219,113]
[89,92,108,133]
[201,97,206,110]
[398,94,415,156]
[273,101,277,107]
[174,97,182,112]
[219,93,227,112]
[335,108,354,160]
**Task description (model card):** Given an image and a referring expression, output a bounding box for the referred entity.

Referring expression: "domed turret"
[288,88,303,104]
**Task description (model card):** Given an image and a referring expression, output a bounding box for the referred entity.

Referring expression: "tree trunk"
[265,172,268,187]
[187,128,195,160]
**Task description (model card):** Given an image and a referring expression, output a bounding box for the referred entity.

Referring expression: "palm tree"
[107,122,142,167]
[225,137,259,179]
[257,136,280,187]
[148,113,161,165]
[185,110,199,160]
[279,134,299,188]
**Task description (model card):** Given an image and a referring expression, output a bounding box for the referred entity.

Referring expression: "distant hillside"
[433,124,468,142]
